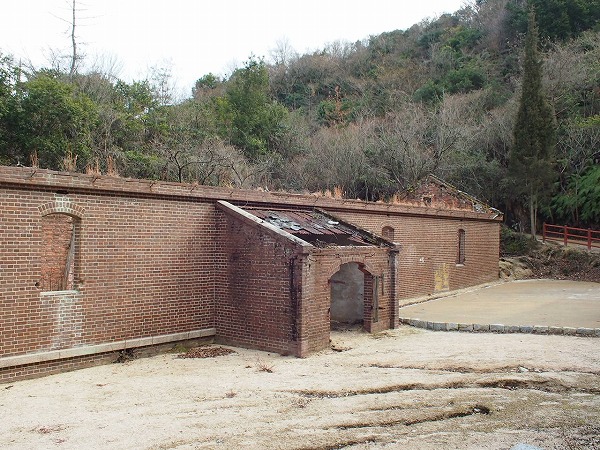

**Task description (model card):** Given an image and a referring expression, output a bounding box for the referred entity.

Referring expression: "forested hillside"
[1,0,599,230]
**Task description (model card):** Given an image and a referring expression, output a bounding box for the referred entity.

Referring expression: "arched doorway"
[330,262,365,330]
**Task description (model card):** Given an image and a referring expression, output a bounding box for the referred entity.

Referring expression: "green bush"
[443,67,485,94]
[500,226,540,256]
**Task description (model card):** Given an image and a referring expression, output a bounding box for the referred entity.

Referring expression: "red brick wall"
[0,337,214,383]
[298,247,394,355]
[0,188,216,361]
[214,209,300,355]
[76,194,215,341]
[332,212,500,302]
[0,166,501,380]
[0,351,116,384]
[393,179,476,210]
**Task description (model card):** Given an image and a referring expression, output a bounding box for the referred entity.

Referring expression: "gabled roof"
[394,174,502,215]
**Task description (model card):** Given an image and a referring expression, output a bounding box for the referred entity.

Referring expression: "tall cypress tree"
[509,7,556,238]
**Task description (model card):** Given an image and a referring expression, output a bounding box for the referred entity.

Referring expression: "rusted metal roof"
[247,208,377,247]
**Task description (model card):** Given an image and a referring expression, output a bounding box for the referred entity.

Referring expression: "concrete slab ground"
[398,279,600,333]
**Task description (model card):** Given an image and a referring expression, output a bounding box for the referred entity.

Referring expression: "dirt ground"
[1,326,599,450]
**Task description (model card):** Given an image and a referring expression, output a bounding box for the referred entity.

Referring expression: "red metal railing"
[543,223,600,251]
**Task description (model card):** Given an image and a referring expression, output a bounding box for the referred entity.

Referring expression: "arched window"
[457,229,466,265]
[41,213,80,291]
[382,226,395,241]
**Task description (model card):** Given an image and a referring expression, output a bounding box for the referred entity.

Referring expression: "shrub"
[500,226,540,256]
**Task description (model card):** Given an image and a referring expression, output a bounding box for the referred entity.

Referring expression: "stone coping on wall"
[398,318,600,337]
[0,165,503,222]
[0,328,216,369]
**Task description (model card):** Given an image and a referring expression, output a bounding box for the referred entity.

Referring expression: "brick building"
[0,166,502,382]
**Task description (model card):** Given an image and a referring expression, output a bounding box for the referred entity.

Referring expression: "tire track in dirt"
[291,376,600,398]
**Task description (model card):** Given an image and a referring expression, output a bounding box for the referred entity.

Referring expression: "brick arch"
[325,260,375,281]
[39,198,85,218]
[38,198,84,292]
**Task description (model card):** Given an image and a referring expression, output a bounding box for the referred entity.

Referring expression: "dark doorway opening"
[330,262,365,331]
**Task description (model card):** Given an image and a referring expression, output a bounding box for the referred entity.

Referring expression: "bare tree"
[69,0,78,77]
[543,32,599,118]
[466,0,511,52]
[374,98,465,188]
[557,122,600,177]
[269,38,298,67]
[298,122,375,198]
[48,0,87,75]
[149,63,177,106]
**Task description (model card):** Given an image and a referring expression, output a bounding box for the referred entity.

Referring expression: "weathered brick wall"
[2,188,52,357]
[214,208,301,355]
[0,187,216,363]
[298,247,394,355]
[0,350,116,384]
[75,194,216,341]
[332,212,500,302]
[393,179,476,210]
[0,166,501,381]
[0,336,214,384]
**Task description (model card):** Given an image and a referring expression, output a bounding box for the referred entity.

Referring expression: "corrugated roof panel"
[245,208,375,247]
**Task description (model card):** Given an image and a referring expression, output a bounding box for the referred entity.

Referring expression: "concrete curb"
[0,327,216,369]
[399,318,600,337]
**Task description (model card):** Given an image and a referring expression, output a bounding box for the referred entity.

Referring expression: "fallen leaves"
[177,346,236,359]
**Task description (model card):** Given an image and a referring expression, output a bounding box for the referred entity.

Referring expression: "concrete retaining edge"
[399,318,600,337]
[0,328,216,369]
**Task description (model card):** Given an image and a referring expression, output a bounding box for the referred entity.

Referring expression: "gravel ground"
[1,325,599,450]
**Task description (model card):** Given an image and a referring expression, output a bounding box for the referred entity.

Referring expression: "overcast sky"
[1,0,467,96]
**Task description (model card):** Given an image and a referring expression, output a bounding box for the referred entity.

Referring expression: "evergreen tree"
[509,8,556,238]
[216,57,287,160]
